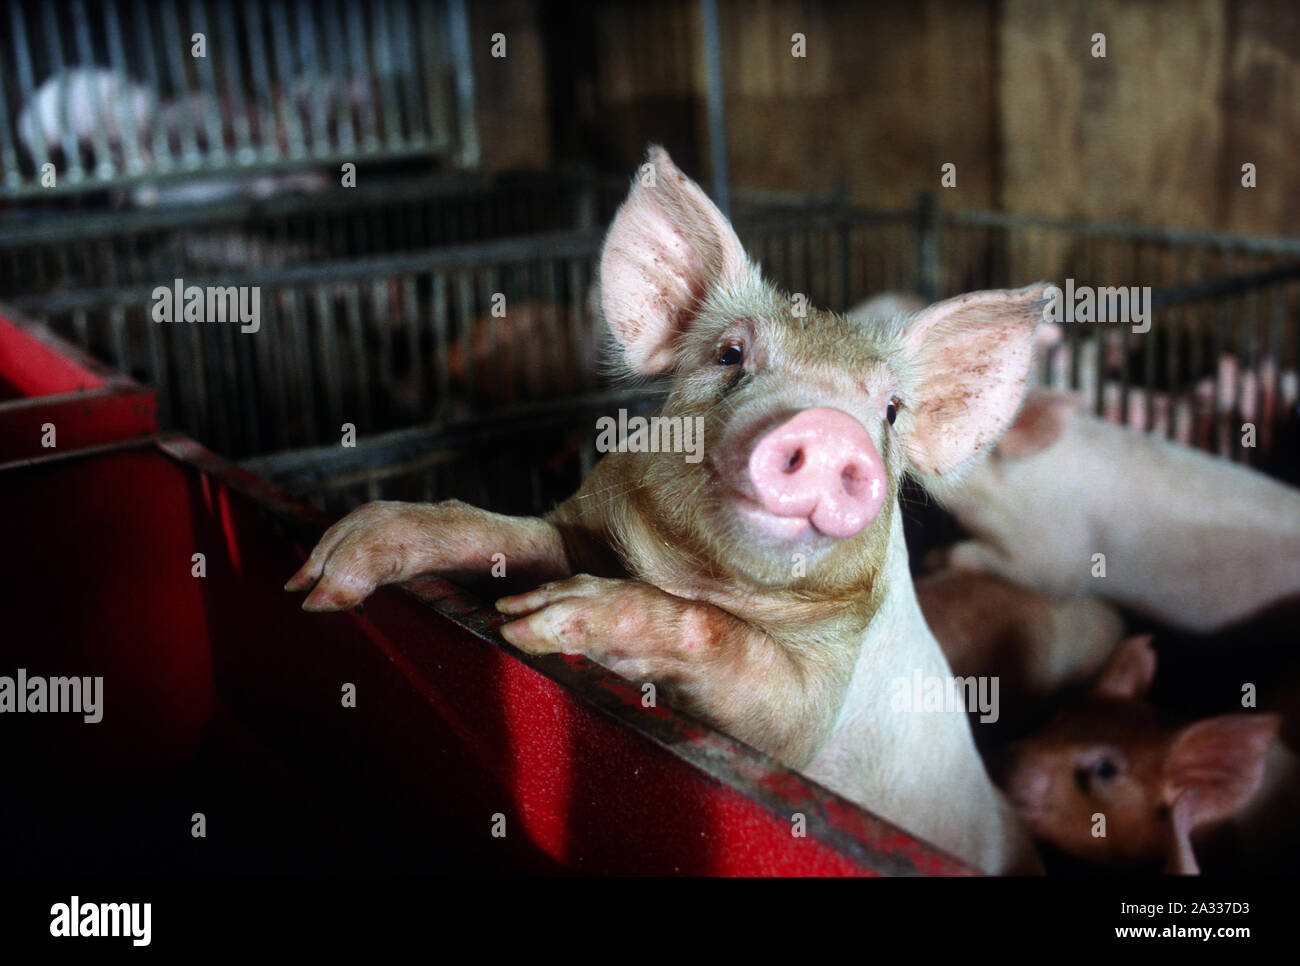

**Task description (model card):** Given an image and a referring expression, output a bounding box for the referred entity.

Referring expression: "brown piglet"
[999,634,1299,873]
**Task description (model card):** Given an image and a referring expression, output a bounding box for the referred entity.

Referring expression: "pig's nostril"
[783,448,805,474]
[840,461,871,498]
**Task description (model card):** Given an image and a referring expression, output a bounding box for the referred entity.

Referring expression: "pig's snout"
[747,408,887,538]
[998,753,1051,814]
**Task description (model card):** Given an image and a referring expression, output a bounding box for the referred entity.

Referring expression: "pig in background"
[846,291,927,325]
[16,68,156,175]
[288,146,1053,874]
[15,67,335,207]
[916,568,1125,745]
[857,292,1299,873]
[932,386,1300,634]
[441,293,601,410]
[999,631,1300,875]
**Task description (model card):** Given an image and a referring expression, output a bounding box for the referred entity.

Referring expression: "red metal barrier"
[0,434,971,876]
[0,312,156,461]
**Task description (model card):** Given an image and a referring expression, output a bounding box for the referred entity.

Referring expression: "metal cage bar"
[4,186,1297,480]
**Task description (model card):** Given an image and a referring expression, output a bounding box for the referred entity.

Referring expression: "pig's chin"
[723,494,849,559]
[732,496,815,541]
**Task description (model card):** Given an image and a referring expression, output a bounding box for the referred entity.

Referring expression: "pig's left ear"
[902,284,1051,476]
[598,146,749,375]
[1092,634,1158,700]
[1162,713,1280,827]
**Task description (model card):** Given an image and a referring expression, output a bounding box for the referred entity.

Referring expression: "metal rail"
[6,183,1298,471]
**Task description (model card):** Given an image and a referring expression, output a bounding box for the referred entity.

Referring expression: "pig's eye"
[885,397,900,426]
[716,341,744,366]
[1075,757,1120,792]
[1092,758,1118,780]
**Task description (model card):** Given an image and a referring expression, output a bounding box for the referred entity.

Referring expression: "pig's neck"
[562,460,1036,872]
[804,512,1039,875]
[602,474,879,631]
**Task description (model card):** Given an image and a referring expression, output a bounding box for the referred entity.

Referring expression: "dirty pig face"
[597,145,1048,593]
[637,281,907,587]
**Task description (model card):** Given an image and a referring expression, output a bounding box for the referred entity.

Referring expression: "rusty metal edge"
[0,382,155,415]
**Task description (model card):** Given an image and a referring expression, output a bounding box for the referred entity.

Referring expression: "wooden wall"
[468,0,1300,237]
[1000,0,1227,228]
[467,0,552,171]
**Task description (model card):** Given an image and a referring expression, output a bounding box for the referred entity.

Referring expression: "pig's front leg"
[285,499,570,611]
[495,576,828,767]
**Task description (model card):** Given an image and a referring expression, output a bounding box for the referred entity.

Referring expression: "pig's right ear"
[1162,713,1280,828]
[1092,634,1158,700]
[902,284,1051,476]
[996,388,1082,460]
[598,146,748,375]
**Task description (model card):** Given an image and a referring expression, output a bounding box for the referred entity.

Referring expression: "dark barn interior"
[1,0,1298,915]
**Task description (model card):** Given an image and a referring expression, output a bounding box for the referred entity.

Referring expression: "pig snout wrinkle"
[747,408,886,538]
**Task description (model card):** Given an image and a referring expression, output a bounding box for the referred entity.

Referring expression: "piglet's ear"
[1092,634,1158,701]
[1163,713,1280,827]
[598,146,748,375]
[903,284,1050,476]
[997,388,1081,460]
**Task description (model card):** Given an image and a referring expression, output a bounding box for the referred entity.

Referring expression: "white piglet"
[937,388,1300,632]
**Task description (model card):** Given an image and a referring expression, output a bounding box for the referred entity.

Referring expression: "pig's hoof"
[494,575,674,668]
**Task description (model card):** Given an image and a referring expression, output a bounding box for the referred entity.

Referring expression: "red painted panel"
[0,437,972,876]
[0,315,108,397]
[0,314,157,460]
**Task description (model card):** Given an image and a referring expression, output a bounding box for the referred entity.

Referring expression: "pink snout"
[747,408,888,538]
[999,755,1051,813]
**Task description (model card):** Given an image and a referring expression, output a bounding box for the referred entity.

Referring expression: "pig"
[934,386,1300,633]
[17,68,155,172]
[1000,634,1300,873]
[444,300,597,407]
[166,230,320,272]
[916,569,1125,740]
[387,295,600,420]
[286,147,1048,873]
